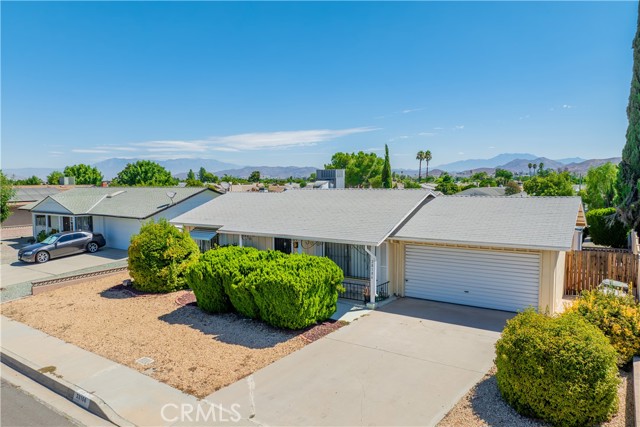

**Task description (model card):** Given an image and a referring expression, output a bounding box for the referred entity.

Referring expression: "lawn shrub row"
[185,246,345,329]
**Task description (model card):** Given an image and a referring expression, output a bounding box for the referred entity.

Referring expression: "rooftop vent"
[107,190,126,198]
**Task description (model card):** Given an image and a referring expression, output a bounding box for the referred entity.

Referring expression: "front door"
[62,217,72,232]
[274,238,292,254]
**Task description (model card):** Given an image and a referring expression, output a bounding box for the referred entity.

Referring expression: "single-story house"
[24,187,221,250]
[172,189,435,302]
[6,185,84,227]
[171,190,585,313]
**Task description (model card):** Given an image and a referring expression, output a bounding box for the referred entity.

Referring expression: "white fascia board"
[216,229,377,247]
[389,236,570,252]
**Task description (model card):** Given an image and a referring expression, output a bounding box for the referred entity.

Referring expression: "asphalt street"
[1,379,78,427]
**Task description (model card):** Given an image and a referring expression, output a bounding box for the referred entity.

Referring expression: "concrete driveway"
[204,298,513,426]
[0,242,128,287]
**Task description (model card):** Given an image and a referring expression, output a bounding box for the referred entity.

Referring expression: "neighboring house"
[172,190,586,314]
[171,189,435,303]
[25,187,221,250]
[5,185,87,227]
[457,186,507,197]
[389,196,586,313]
[458,186,528,198]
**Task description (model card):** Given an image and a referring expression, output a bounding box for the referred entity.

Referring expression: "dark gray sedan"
[18,231,107,263]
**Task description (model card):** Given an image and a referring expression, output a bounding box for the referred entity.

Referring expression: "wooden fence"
[564,248,639,295]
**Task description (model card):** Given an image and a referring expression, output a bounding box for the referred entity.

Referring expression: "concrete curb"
[634,356,639,427]
[1,347,135,427]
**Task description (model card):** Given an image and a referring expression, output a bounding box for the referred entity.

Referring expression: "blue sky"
[2,1,637,170]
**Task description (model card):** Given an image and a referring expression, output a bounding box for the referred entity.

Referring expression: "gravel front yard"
[1,272,342,398]
[438,366,634,427]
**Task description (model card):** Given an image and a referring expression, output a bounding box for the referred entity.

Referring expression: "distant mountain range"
[4,158,318,180]
[3,154,620,181]
[434,153,589,172]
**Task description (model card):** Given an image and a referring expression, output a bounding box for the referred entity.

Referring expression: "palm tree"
[528,162,533,176]
[538,162,544,174]
[424,150,432,177]
[532,164,537,175]
[416,151,425,181]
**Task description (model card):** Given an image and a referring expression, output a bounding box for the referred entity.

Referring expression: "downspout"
[239,234,243,247]
[364,245,377,305]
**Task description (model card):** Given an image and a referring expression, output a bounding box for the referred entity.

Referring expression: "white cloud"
[433,127,444,130]
[364,147,384,152]
[562,104,574,109]
[454,125,465,130]
[48,151,64,155]
[389,135,409,142]
[418,132,436,137]
[72,149,110,154]
[95,146,138,152]
[519,115,530,120]
[132,127,379,153]
[489,146,496,149]
[458,152,465,155]
[401,108,424,114]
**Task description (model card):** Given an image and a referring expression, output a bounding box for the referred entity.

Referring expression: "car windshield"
[41,235,58,244]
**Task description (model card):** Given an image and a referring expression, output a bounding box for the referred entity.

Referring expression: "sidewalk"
[0,316,253,426]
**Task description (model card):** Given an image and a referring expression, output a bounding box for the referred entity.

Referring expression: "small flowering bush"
[566,288,640,365]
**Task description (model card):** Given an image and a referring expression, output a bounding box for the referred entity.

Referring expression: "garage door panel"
[405,245,539,312]
[405,269,539,289]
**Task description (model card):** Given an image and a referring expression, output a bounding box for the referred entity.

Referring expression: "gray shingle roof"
[171,189,433,246]
[10,187,62,203]
[393,196,583,251]
[30,187,216,219]
[457,187,507,197]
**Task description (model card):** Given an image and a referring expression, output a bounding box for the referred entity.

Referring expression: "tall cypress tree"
[382,144,392,188]
[618,5,640,234]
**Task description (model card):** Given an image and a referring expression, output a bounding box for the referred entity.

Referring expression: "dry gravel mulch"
[2,272,344,398]
[438,366,634,427]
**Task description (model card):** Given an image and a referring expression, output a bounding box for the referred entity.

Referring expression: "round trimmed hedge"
[495,309,619,427]
[185,246,345,329]
[128,219,200,293]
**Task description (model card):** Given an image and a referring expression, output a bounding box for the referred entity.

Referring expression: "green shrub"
[249,254,345,329]
[188,246,345,329]
[495,310,619,427]
[566,289,640,365]
[128,219,200,293]
[221,247,286,319]
[586,208,629,248]
[184,249,234,313]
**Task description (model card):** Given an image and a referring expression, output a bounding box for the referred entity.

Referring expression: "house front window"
[324,242,370,280]
[189,229,218,253]
[75,216,93,232]
[35,215,46,227]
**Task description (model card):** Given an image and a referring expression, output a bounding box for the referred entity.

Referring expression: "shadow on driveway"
[379,297,515,333]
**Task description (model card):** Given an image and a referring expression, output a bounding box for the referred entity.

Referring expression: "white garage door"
[405,245,540,312]
[103,217,142,250]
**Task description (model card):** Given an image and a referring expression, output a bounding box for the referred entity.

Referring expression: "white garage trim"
[404,245,540,312]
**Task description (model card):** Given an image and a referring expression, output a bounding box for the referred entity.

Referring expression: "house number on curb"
[73,389,92,409]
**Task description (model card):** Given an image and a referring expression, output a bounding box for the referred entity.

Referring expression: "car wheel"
[87,242,99,253]
[35,251,50,263]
